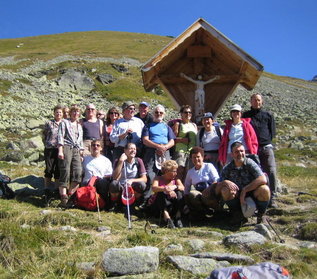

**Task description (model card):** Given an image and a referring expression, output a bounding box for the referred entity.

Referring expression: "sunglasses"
[183,111,192,114]
[91,144,101,147]
[86,108,95,111]
[155,111,164,115]
[110,112,119,115]
[127,107,135,111]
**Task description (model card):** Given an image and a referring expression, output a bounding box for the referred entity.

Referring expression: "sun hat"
[230,104,242,112]
[121,185,135,205]
[122,101,135,110]
[241,197,257,218]
[155,153,166,170]
[202,112,214,119]
[139,101,150,107]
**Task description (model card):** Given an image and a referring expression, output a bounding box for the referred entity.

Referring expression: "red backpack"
[75,177,105,211]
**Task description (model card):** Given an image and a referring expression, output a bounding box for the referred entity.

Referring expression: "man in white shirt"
[82,140,113,201]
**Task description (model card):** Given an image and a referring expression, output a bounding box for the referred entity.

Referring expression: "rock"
[26,119,43,129]
[187,239,205,251]
[40,210,53,215]
[1,151,25,162]
[167,255,220,275]
[6,142,20,150]
[111,63,129,73]
[97,226,111,233]
[164,244,183,253]
[254,224,274,240]
[102,246,159,276]
[57,69,94,91]
[190,252,255,264]
[96,74,115,85]
[298,241,317,249]
[76,262,96,275]
[59,226,77,232]
[223,231,267,247]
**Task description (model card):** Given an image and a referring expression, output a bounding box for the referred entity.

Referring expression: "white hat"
[230,104,242,112]
[241,197,257,218]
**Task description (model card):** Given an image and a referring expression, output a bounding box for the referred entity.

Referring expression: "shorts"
[173,151,191,168]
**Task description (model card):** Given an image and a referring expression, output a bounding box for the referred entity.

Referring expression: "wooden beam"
[187,45,211,58]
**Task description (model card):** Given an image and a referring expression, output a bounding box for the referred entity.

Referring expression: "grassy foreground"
[0,159,317,278]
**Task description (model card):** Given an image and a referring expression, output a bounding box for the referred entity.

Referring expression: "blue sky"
[1,0,316,80]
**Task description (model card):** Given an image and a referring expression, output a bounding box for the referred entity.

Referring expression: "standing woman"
[218,104,258,165]
[43,105,63,193]
[80,104,104,156]
[103,107,120,161]
[57,104,84,207]
[172,105,197,180]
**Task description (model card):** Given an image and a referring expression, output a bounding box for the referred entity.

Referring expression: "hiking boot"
[59,195,69,208]
[167,218,176,229]
[229,210,248,226]
[257,215,264,224]
[175,219,183,228]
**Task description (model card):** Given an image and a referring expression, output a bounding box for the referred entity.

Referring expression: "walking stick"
[123,161,132,230]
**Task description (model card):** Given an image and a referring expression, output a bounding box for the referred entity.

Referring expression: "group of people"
[43,93,278,228]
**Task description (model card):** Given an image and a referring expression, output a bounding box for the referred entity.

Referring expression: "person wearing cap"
[218,141,271,225]
[142,104,176,185]
[135,101,154,125]
[242,93,278,208]
[80,103,104,156]
[218,104,258,165]
[110,101,144,161]
[82,139,113,202]
[198,112,223,173]
[109,143,148,211]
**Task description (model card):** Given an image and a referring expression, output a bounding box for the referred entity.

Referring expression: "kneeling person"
[219,141,270,224]
[82,140,113,201]
[110,143,148,210]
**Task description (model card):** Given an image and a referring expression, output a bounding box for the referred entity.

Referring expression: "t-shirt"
[114,157,147,184]
[227,122,246,153]
[175,122,197,153]
[184,163,219,195]
[142,122,175,145]
[82,155,113,184]
[220,158,263,190]
[199,127,223,151]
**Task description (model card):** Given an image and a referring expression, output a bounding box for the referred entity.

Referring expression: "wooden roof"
[141,18,263,117]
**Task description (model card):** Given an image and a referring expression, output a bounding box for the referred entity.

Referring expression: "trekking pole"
[96,192,102,223]
[264,216,285,243]
[124,161,132,230]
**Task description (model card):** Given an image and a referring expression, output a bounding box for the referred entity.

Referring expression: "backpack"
[75,177,105,211]
[209,262,290,279]
[0,173,15,199]
[199,122,222,143]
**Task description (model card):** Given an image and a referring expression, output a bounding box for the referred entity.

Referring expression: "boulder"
[223,231,267,247]
[57,69,94,91]
[102,246,159,276]
[190,252,255,264]
[96,74,115,85]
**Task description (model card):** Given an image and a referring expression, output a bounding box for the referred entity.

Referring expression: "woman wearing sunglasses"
[104,107,120,161]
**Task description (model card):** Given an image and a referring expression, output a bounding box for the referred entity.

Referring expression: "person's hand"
[119,153,128,162]
[165,185,177,192]
[58,152,64,160]
[168,190,177,199]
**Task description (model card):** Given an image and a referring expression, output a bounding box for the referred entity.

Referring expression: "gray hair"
[153,104,165,113]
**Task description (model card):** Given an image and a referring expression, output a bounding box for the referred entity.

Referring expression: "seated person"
[109,143,148,210]
[150,160,185,229]
[142,104,175,184]
[184,147,220,216]
[82,139,113,202]
[218,141,271,225]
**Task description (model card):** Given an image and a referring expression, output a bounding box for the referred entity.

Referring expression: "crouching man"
[82,140,113,203]
[109,143,149,211]
[218,141,270,225]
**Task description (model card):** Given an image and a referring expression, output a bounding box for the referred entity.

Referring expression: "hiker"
[135,101,154,125]
[80,103,104,156]
[142,104,175,185]
[242,93,278,208]
[103,106,120,162]
[172,105,197,181]
[97,110,106,121]
[62,106,70,119]
[110,101,144,161]
[109,143,148,211]
[197,112,223,173]
[218,104,258,165]
[150,160,185,229]
[57,104,84,207]
[184,146,220,217]
[82,139,113,201]
[42,104,63,194]
[218,141,271,225]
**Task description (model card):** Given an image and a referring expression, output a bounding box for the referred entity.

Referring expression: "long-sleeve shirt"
[58,119,84,150]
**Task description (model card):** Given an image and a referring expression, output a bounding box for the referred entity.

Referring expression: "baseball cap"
[121,185,135,205]
[139,101,150,107]
[122,101,135,110]
[230,104,242,112]
[241,197,257,218]
[202,112,214,119]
